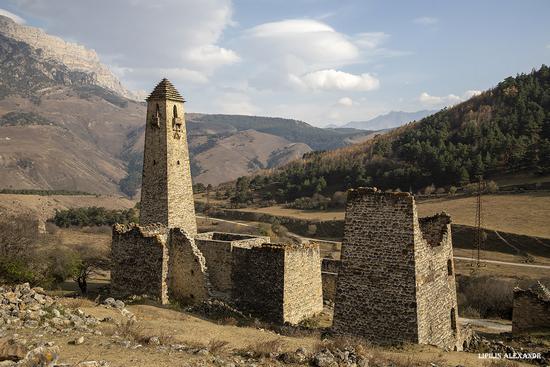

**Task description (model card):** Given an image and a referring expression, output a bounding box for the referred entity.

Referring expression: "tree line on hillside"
[52,207,138,227]
[230,65,550,204]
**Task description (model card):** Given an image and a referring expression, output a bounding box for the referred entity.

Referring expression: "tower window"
[450,308,457,331]
[447,259,453,275]
[153,160,156,165]
[177,160,180,165]
[173,105,178,118]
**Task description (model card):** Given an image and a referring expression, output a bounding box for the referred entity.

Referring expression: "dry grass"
[230,193,550,239]
[208,339,229,354]
[417,193,550,238]
[245,338,286,358]
[482,360,521,367]
[60,297,96,309]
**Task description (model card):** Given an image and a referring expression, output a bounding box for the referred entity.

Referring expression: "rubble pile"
[0,283,99,334]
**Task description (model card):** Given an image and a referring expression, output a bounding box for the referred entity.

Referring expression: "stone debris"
[101,298,136,321]
[0,284,98,334]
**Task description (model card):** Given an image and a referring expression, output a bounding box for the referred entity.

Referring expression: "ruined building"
[111,79,323,324]
[332,187,461,350]
[512,281,550,334]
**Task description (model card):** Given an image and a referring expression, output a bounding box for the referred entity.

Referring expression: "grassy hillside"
[238,65,550,202]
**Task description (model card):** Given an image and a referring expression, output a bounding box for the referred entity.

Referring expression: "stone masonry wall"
[321,259,340,302]
[283,243,324,324]
[512,284,550,333]
[195,232,268,294]
[111,223,169,304]
[332,187,459,349]
[414,213,460,350]
[167,228,210,304]
[140,97,196,236]
[231,245,285,323]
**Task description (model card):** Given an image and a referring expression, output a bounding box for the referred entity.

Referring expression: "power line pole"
[474,178,484,267]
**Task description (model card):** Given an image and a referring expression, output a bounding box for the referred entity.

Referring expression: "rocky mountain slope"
[0,16,372,194]
[0,15,137,100]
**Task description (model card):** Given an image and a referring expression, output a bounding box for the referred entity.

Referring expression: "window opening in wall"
[450,308,457,331]
[447,259,453,275]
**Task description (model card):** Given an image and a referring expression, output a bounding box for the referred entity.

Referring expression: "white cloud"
[216,92,259,115]
[242,19,359,74]
[419,92,461,106]
[464,90,482,99]
[292,69,380,92]
[419,89,482,107]
[413,16,439,25]
[0,8,25,23]
[354,32,389,49]
[8,0,236,87]
[337,97,354,107]
[185,45,240,70]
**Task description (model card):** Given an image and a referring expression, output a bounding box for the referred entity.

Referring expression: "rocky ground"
[1,283,548,367]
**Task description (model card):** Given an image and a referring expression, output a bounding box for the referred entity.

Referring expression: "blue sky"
[1,0,549,126]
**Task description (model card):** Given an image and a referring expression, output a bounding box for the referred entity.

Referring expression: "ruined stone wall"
[111,223,169,304]
[231,245,285,323]
[333,188,419,344]
[414,213,460,350]
[231,243,323,324]
[195,232,268,293]
[512,284,550,333]
[167,228,210,304]
[332,187,459,349]
[283,243,324,324]
[140,97,196,236]
[321,258,340,302]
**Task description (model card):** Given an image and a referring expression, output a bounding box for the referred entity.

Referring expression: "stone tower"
[139,79,197,236]
[332,187,460,350]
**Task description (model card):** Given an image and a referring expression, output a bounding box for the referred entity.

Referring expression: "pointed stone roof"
[146,78,185,102]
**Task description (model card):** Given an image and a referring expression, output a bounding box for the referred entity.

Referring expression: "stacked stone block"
[512,282,550,333]
[111,223,209,305]
[140,79,196,236]
[231,243,323,324]
[111,223,170,304]
[195,232,269,293]
[332,187,460,350]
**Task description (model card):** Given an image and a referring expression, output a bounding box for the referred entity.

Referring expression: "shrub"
[457,275,516,319]
[52,207,138,227]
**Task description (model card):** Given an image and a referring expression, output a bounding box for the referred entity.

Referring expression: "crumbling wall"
[168,228,210,304]
[332,187,460,349]
[283,243,324,324]
[111,223,169,304]
[321,258,340,302]
[230,242,323,324]
[333,188,418,344]
[414,213,460,350]
[512,282,550,333]
[231,245,285,323]
[195,232,268,293]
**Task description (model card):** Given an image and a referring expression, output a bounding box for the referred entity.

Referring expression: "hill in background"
[237,65,550,203]
[341,110,436,130]
[0,15,373,196]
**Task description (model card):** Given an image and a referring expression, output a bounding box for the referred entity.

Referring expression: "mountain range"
[0,15,374,195]
[340,110,436,131]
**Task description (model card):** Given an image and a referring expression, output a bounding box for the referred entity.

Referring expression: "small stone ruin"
[512,281,550,334]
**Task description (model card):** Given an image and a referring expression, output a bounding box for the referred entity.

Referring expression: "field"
[0,193,135,222]
[227,192,550,239]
